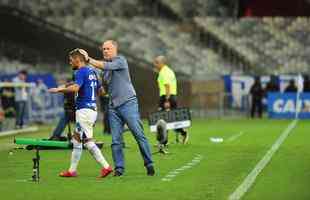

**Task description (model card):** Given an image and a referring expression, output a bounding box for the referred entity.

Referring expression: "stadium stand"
[159,0,236,17]
[195,17,310,74]
[2,0,310,76]
[0,4,192,116]
[1,0,310,119]
[0,0,235,77]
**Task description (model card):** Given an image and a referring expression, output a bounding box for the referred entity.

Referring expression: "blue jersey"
[74,66,100,110]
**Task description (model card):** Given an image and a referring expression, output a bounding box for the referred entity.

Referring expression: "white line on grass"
[227,132,244,142]
[0,126,38,137]
[162,154,203,182]
[228,120,298,200]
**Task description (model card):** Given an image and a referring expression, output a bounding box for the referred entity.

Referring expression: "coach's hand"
[48,88,60,93]
[78,49,89,62]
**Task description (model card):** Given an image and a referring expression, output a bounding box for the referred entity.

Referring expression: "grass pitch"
[0,119,309,200]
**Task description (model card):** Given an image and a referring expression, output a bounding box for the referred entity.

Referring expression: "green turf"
[244,120,310,200]
[0,119,308,200]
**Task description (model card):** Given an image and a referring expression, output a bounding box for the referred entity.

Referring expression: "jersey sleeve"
[104,56,127,70]
[74,69,84,87]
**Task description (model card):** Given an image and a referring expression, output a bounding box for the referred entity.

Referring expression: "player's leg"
[119,98,154,176]
[80,109,112,177]
[109,108,125,176]
[84,137,113,177]
[59,110,84,177]
[59,132,82,177]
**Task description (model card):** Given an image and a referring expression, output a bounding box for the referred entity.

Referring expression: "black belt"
[78,107,97,111]
[89,107,97,111]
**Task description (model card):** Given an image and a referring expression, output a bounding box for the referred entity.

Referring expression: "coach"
[83,40,154,176]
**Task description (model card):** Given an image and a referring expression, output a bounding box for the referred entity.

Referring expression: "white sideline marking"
[228,120,298,200]
[227,132,244,142]
[161,154,203,182]
[0,126,38,137]
[16,179,28,182]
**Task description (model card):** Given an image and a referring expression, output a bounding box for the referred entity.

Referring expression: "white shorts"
[75,109,97,139]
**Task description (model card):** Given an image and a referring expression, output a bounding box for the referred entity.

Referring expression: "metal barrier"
[191,92,250,118]
[0,83,63,131]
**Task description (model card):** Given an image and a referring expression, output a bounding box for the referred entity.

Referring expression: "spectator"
[303,75,310,92]
[0,106,4,131]
[0,79,15,130]
[13,70,28,129]
[32,79,48,124]
[249,76,264,118]
[284,79,298,93]
[264,75,280,96]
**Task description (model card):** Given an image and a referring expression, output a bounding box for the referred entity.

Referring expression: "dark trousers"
[15,101,26,128]
[251,99,263,118]
[52,112,70,137]
[159,95,187,136]
[100,96,111,134]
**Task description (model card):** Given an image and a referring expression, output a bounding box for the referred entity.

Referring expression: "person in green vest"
[153,55,189,144]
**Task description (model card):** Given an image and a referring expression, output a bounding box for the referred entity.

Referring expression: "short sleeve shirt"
[102,56,136,107]
[157,65,177,96]
[74,66,100,110]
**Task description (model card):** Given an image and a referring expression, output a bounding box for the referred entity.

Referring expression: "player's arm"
[50,68,84,94]
[48,84,80,94]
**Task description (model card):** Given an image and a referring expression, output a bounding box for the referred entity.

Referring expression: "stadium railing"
[191,92,251,119]
[0,81,63,132]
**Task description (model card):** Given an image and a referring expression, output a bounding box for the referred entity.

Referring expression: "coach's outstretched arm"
[77,49,104,69]
[88,57,106,69]
[81,40,125,71]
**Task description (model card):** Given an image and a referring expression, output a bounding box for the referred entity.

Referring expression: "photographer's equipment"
[64,90,75,140]
[32,153,39,182]
[154,119,169,154]
[14,138,69,182]
[148,108,191,132]
[148,108,191,154]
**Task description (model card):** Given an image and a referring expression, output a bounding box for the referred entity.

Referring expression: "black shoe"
[181,131,189,144]
[113,171,123,177]
[146,166,155,176]
[48,136,59,141]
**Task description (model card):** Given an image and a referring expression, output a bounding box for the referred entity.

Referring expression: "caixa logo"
[273,99,310,113]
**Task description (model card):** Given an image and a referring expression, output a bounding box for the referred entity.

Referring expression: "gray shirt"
[12,76,28,102]
[103,55,136,107]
